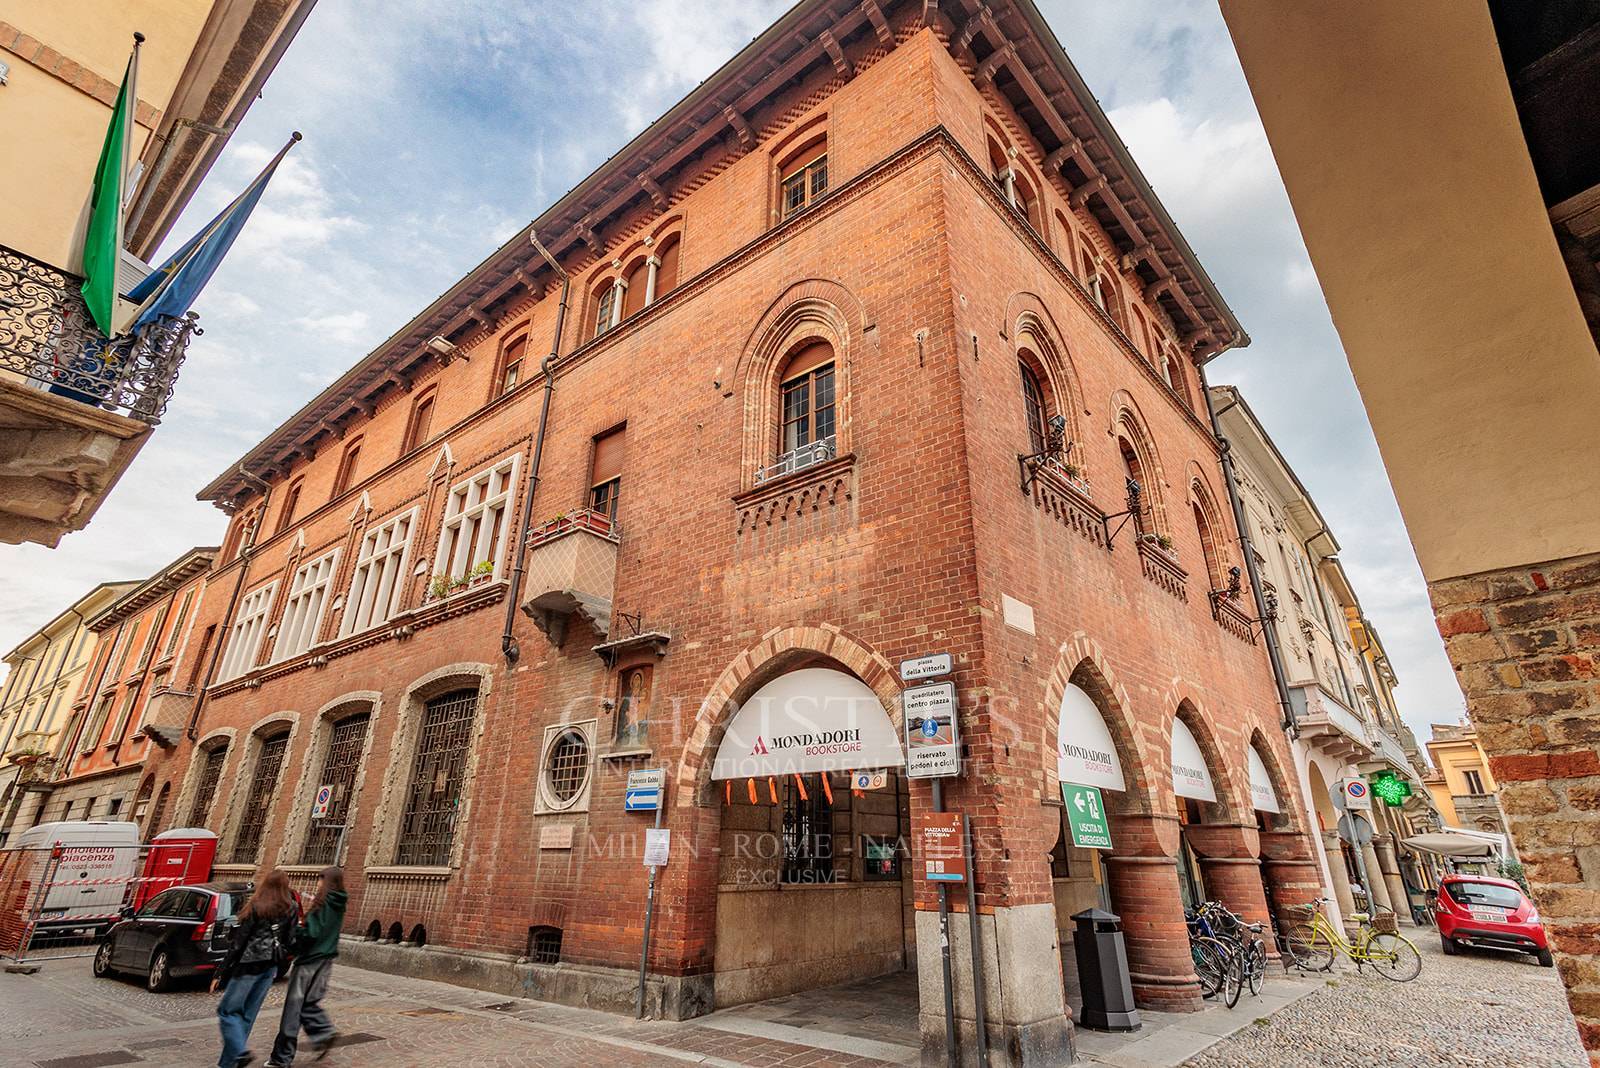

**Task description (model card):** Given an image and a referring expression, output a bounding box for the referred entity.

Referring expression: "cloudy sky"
[0,1,1465,748]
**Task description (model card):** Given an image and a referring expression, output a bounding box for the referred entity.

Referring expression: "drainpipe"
[501,231,570,666]
[187,466,272,739]
[1199,370,1296,732]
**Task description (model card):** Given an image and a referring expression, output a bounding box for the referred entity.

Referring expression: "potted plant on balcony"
[428,574,455,602]
[8,747,48,767]
[468,560,495,587]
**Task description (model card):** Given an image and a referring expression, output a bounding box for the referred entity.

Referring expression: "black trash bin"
[1071,907,1140,1032]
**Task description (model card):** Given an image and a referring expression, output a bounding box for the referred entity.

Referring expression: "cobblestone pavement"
[0,959,903,1068]
[1186,933,1587,1068]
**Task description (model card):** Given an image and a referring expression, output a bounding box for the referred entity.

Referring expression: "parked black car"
[93,882,251,991]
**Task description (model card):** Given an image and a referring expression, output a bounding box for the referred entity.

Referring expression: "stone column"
[1185,822,1277,959]
[1359,836,1393,914]
[1102,813,1202,1013]
[1259,828,1327,939]
[1373,837,1413,924]
[1320,829,1357,921]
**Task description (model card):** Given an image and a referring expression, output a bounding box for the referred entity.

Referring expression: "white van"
[5,821,141,933]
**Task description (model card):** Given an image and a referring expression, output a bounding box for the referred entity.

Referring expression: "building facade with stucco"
[124,2,1320,1062]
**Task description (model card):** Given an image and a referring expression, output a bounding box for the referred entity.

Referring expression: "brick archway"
[1167,692,1245,824]
[675,623,900,807]
[1040,633,1156,816]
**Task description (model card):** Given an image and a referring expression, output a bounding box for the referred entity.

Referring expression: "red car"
[1433,874,1553,967]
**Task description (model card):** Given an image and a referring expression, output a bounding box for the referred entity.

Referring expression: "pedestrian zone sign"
[1062,782,1112,850]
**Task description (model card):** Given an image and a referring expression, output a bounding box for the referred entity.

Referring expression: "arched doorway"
[707,662,911,1009]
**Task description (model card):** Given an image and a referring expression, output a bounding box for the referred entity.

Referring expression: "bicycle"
[1196,900,1268,997]
[1186,904,1243,1007]
[1282,898,1422,981]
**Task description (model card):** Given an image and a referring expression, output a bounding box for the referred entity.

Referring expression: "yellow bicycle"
[1283,898,1422,981]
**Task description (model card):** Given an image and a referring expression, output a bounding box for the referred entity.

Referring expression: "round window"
[544,730,590,804]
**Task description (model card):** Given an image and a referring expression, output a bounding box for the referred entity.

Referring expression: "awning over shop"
[1401,830,1503,858]
[1246,744,1281,813]
[1057,683,1126,792]
[710,667,904,780]
[1171,717,1218,803]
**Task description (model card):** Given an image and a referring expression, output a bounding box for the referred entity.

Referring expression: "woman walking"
[267,866,347,1065]
[213,870,298,1068]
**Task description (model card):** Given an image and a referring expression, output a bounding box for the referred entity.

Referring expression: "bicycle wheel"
[1245,940,1267,996]
[1283,923,1334,971]
[1221,944,1244,1008]
[1191,938,1225,998]
[1366,933,1423,982]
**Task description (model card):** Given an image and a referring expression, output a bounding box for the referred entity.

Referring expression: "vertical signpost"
[631,768,667,1019]
[310,783,350,866]
[902,654,984,1068]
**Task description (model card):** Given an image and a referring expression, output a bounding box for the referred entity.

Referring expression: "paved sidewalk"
[1186,935,1586,1067]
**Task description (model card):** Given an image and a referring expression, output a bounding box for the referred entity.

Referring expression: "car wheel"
[1536,948,1555,967]
[1440,938,1457,955]
[92,940,116,979]
[146,948,174,993]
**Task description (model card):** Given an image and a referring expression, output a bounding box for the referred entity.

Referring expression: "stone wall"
[1430,551,1600,1061]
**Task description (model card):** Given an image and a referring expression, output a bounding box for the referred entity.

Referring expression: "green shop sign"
[1369,772,1412,806]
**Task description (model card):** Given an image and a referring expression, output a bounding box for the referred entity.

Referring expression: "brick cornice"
[0,22,162,129]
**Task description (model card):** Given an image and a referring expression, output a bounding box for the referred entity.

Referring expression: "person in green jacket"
[266,867,347,1065]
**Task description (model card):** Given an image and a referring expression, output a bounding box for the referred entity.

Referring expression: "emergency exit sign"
[1062,783,1113,850]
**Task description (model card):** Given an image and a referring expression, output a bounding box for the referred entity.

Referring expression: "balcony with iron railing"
[0,244,199,546]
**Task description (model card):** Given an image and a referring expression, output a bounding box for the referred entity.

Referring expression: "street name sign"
[1061,783,1113,850]
[900,653,952,681]
[904,681,960,778]
[625,768,665,812]
[311,784,334,819]
[920,811,965,882]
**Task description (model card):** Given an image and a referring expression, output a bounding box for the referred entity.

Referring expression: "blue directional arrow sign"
[626,768,666,812]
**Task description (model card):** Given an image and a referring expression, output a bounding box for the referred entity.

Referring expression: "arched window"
[591,277,620,339]
[274,478,303,535]
[402,386,436,454]
[1119,437,1151,534]
[1132,307,1151,360]
[779,138,828,219]
[333,437,363,498]
[1053,210,1076,267]
[396,687,479,865]
[621,256,650,318]
[1193,498,1225,591]
[1020,360,1049,456]
[498,334,526,396]
[777,341,836,465]
[654,234,680,298]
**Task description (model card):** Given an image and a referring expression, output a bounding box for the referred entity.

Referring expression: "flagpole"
[118,32,144,268]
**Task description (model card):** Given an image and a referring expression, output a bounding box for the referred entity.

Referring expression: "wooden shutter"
[591,427,626,485]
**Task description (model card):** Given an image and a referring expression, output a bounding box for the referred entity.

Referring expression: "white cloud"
[294,309,370,344]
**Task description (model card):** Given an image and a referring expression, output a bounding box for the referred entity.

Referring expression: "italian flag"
[80,38,141,337]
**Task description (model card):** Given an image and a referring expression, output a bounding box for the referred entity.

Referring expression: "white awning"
[1246,745,1281,813]
[711,667,904,780]
[1171,717,1218,802]
[1057,683,1126,792]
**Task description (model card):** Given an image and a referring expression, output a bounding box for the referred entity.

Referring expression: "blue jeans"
[217,968,275,1067]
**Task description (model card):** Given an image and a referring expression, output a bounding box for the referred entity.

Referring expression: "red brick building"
[131,2,1318,1061]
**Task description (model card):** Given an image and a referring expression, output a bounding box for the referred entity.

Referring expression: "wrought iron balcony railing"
[1,244,199,425]
[755,436,836,484]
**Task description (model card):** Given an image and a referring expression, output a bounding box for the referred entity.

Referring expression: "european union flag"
[125,132,302,333]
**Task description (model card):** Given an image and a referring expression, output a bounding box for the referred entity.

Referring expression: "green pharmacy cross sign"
[1370,772,1412,806]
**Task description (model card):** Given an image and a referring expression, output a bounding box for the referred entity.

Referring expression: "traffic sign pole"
[636,770,667,1019]
[931,778,956,1068]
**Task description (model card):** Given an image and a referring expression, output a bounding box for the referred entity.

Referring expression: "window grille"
[272,549,340,662]
[543,729,590,805]
[396,689,478,866]
[303,713,370,864]
[232,734,289,863]
[781,774,836,883]
[188,746,228,826]
[434,459,517,584]
[148,783,171,837]
[341,508,417,635]
[527,925,562,964]
[218,581,277,681]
